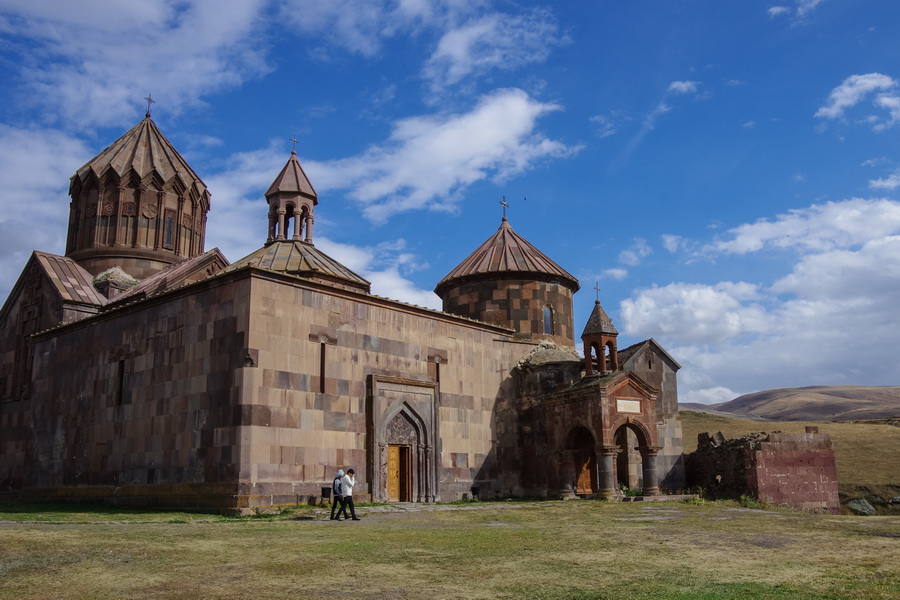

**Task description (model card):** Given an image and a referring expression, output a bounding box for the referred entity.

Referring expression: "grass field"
[1,500,898,599]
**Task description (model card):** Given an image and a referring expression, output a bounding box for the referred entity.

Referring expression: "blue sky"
[2,0,900,404]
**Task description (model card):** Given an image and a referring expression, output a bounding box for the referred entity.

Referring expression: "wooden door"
[388,445,400,502]
[388,444,413,502]
[575,450,596,495]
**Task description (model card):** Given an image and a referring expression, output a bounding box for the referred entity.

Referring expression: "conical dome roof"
[265,151,317,203]
[581,300,618,337]
[70,116,208,206]
[226,240,370,293]
[434,218,579,296]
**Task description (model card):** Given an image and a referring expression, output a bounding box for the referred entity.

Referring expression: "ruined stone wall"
[747,432,839,514]
[686,430,840,513]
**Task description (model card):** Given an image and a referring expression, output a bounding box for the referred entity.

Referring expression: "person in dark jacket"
[330,469,345,520]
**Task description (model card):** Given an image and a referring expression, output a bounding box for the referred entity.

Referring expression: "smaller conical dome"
[434,218,579,296]
[582,300,618,337]
[265,151,317,203]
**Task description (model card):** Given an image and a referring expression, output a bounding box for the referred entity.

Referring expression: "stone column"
[267,210,275,244]
[292,208,302,240]
[556,450,577,499]
[598,446,620,499]
[276,208,286,241]
[640,446,662,496]
[305,215,314,243]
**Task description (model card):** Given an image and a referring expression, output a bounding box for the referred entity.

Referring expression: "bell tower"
[582,296,619,375]
[265,150,317,245]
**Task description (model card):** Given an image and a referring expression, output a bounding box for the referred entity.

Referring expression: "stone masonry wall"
[686,430,840,513]
[747,432,840,514]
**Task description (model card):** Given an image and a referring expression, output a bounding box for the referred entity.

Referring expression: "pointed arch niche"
[367,376,440,503]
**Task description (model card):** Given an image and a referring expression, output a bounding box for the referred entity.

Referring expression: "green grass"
[1,500,898,599]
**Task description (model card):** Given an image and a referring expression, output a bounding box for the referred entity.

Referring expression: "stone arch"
[369,377,438,503]
[608,420,660,496]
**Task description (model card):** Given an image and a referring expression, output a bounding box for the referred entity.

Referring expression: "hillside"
[688,385,900,421]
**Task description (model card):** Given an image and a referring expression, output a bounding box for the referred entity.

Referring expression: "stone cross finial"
[144,94,155,117]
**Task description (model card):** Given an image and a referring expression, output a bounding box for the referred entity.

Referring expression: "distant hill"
[682,386,900,421]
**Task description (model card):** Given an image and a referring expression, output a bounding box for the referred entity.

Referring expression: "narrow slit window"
[543,306,553,335]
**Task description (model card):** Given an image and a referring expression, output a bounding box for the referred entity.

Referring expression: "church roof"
[226,240,370,292]
[33,252,107,306]
[110,248,230,304]
[434,218,579,295]
[619,338,682,371]
[265,151,317,203]
[70,116,208,202]
[581,300,618,337]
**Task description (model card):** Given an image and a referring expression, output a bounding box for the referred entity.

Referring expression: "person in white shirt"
[340,468,361,520]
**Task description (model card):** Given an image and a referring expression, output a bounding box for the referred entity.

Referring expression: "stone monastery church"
[0,113,685,511]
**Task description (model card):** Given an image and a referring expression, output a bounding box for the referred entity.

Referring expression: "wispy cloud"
[422,9,562,93]
[870,169,900,190]
[303,88,578,223]
[1,0,272,129]
[767,0,826,21]
[815,73,899,131]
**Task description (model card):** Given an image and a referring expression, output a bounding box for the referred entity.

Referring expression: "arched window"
[543,306,553,335]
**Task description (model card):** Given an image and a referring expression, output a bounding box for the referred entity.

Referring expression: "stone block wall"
[440,278,575,346]
[686,430,840,513]
[747,432,839,514]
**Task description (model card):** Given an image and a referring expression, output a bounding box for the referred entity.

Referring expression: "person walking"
[330,469,345,520]
[340,468,361,520]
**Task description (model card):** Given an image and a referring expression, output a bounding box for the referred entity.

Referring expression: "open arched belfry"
[0,112,684,511]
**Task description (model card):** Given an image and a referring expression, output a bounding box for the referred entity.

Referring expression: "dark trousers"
[341,495,357,519]
[331,495,345,519]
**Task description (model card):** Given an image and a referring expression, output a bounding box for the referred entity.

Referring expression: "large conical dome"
[435,217,579,346]
[66,115,210,280]
[435,217,578,296]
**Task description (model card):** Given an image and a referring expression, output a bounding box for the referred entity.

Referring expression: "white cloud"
[317,238,441,309]
[707,198,900,255]
[618,238,652,267]
[1,0,271,129]
[796,0,825,18]
[303,88,578,223]
[815,73,899,129]
[667,81,700,95]
[423,9,560,92]
[621,281,768,344]
[624,197,900,404]
[768,6,791,18]
[0,125,92,299]
[661,234,684,253]
[870,169,900,190]
[602,268,628,281]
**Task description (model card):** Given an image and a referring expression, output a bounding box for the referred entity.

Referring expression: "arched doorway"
[386,412,418,502]
[567,427,597,495]
[614,425,642,489]
[610,422,660,496]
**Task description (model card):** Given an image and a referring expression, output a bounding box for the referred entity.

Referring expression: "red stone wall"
[440,277,575,346]
[747,433,840,514]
